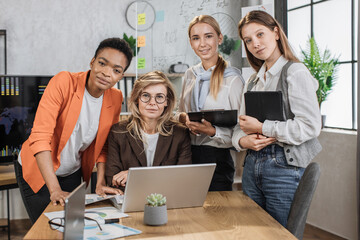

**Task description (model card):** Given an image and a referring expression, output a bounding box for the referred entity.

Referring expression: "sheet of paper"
[137,36,146,47]
[137,58,145,69]
[84,207,128,224]
[138,13,146,25]
[156,10,164,22]
[84,223,141,239]
[85,194,117,205]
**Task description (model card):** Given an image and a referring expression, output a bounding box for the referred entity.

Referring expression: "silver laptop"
[64,182,86,240]
[121,163,216,212]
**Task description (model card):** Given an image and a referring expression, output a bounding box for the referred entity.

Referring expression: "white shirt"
[232,56,321,150]
[178,63,245,148]
[56,88,103,176]
[142,131,160,167]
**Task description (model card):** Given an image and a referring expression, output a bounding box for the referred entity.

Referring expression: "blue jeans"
[242,144,305,227]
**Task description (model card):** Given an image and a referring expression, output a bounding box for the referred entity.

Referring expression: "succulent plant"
[146,193,166,207]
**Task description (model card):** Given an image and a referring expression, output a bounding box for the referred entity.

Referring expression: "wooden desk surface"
[0,165,17,187]
[24,191,296,240]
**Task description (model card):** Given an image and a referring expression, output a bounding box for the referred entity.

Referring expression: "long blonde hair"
[188,15,227,99]
[126,71,177,141]
[238,10,299,72]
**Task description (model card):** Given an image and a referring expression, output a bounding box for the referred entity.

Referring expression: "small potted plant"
[143,193,167,226]
[300,37,340,127]
[218,34,241,57]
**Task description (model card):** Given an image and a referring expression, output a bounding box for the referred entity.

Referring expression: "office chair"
[286,162,321,240]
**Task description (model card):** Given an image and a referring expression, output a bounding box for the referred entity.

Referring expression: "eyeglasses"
[140,92,167,104]
[48,216,102,231]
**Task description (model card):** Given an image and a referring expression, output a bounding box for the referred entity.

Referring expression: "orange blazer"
[20,71,122,193]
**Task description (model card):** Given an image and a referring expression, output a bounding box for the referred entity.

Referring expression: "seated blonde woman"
[105,71,192,192]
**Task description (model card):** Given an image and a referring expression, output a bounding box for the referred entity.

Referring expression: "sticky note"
[138,13,146,25]
[138,58,145,69]
[137,36,146,47]
[156,10,164,22]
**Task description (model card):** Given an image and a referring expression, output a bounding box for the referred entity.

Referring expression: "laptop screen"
[122,163,216,212]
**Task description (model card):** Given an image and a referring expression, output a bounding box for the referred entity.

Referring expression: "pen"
[257,132,260,139]
[105,218,119,224]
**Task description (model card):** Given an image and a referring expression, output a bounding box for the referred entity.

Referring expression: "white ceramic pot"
[143,204,167,226]
[321,115,326,129]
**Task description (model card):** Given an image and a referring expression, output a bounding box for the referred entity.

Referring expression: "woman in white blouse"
[178,15,245,191]
[233,10,322,227]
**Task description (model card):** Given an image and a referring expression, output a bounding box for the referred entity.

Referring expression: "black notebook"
[188,109,238,127]
[244,91,284,123]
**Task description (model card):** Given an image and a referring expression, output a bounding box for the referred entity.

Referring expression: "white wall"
[308,129,358,240]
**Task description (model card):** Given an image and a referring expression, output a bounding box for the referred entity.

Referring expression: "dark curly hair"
[94,38,133,71]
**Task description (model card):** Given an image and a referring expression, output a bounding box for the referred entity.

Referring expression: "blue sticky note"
[156,10,164,22]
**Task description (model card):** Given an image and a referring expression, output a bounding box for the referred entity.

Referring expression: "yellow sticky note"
[138,58,145,69]
[138,13,146,25]
[137,36,146,47]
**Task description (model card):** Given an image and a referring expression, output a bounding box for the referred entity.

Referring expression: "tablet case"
[244,91,284,123]
[187,109,238,127]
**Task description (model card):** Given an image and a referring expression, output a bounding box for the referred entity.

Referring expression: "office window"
[314,0,351,61]
[288,0,358,130]
[321,63,353,128]
[287,0,310,9]
[288,6,310,56]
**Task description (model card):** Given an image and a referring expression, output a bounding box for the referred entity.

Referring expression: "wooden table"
[24,191,296,239]
[0,164,17,186]
[0,164,18,240]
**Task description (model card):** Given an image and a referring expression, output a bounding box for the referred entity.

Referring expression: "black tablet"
[188,109,238,127]
[244,91,284,122]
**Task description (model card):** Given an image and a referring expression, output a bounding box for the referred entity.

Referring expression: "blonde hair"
[188,15,227,99]
[126,71,177,142]
[238,10,299,72]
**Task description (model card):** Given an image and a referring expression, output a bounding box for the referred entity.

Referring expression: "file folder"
[244,91,284,122]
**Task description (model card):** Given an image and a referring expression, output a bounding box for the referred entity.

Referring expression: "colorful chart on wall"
[126,1,156,31]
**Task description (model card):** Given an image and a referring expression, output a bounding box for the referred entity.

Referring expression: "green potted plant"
[219,34,241,57]
[144,193,167,226]
[122,33,140,73]
[123,33,140,57]
[300,37,340,127]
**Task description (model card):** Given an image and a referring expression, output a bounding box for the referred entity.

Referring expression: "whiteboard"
[136,0,244,74]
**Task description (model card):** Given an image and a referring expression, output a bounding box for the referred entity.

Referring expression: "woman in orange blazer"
[14,38,133,223]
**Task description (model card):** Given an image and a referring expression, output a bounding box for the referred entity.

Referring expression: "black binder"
[188,109,238,127]
[244,91,284,123]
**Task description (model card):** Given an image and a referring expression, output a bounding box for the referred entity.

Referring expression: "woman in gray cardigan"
[232,10,322,227]
[105,71,192,192]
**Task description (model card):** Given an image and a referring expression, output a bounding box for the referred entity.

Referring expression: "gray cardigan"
[246,61,322,168]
